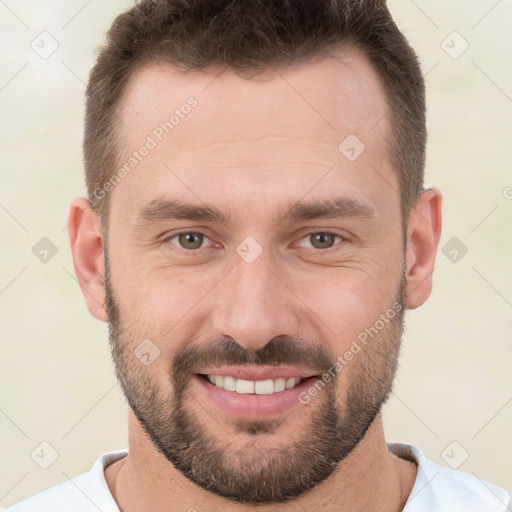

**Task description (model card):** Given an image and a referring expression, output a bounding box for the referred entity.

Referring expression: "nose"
[211,242,300,351]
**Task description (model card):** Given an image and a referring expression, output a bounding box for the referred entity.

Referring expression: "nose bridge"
[211,240,298,350]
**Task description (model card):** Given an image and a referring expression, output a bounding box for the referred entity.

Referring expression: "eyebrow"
[134,196,375,227]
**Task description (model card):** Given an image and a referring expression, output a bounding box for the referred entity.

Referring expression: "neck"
[105,410,417,512]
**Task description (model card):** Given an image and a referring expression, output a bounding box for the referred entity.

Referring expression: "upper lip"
[197,366,319,381]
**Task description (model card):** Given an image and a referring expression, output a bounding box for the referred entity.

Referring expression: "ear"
[67,196,107,322]
[405,187,442,309]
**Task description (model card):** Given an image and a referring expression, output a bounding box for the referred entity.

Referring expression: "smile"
[199,374,304,395]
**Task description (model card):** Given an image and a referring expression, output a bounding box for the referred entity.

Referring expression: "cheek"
[293,266,398,349]
[117,268,210,344]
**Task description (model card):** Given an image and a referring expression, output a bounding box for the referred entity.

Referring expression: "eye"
[163,230,345,252]
[166,231,213,250]
[297,231,344,250]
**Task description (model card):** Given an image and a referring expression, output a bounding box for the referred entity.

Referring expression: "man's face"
[104,47,407,504]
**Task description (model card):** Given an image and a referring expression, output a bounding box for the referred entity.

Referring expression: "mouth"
[197,373,309,395]
[193,371,320,420]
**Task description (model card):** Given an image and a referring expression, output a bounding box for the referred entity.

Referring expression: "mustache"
[171,335,336,378]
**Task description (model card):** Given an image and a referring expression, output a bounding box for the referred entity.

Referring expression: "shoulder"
[4,450,128,512]
[389,443,510,512]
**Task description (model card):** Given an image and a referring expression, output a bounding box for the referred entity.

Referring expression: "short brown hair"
[84,0,426,228]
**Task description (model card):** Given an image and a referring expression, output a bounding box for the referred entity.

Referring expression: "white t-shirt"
[5,443,510,511]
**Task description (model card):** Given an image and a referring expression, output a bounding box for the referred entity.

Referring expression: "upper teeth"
[206,375,302,394]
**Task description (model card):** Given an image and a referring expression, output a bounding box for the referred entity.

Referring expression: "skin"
[68,46,442,511]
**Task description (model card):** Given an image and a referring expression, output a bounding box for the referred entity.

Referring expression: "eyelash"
[163,230,346,252]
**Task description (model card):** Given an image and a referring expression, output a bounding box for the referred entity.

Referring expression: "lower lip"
[193,374,319,420]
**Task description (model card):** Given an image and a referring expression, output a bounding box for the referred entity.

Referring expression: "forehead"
[119,46,389,140]
[110,46,397,225]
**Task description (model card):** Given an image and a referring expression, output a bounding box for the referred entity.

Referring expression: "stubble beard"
[104,249,407,504]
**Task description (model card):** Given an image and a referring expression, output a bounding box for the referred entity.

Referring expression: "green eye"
[174,232,206,250]
[165,230,344,253]
[298,231,343,250]
[308,232,338,249]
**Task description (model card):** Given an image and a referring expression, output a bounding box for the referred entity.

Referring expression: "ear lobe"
[67,196,107,322]
[405,187,442,310]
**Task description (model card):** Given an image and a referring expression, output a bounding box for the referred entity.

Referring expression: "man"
[6,0,510,510]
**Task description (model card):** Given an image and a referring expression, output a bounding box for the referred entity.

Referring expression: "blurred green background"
[1,0,511,507]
